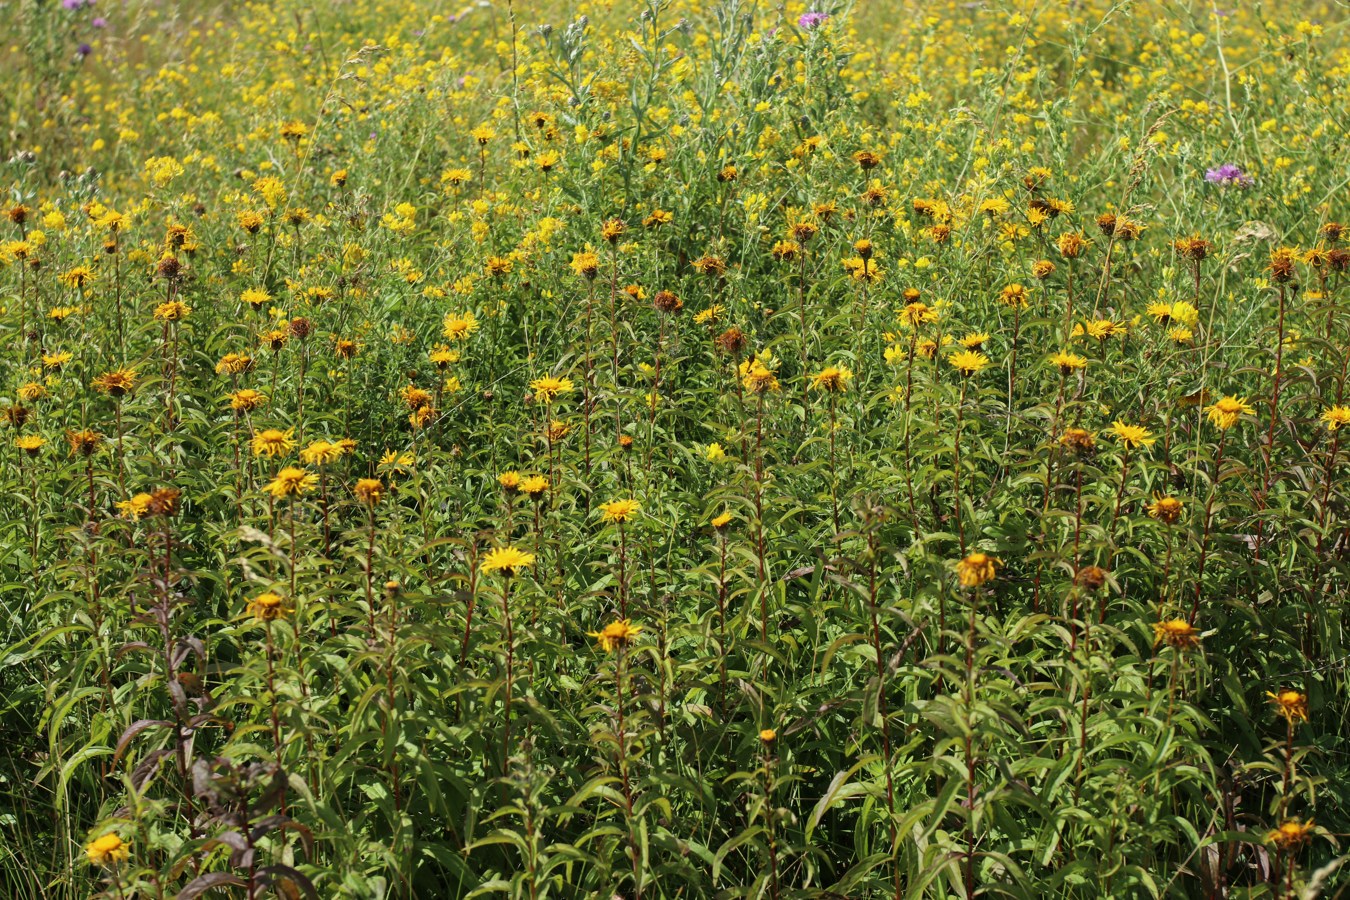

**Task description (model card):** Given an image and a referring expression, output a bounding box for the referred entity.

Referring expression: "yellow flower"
[899,301,937,327]
[745,361,788,394]
[948,349,991,377]
[85,833,129,868]
[442,311,479,341]
[1049,351,1087,375]
[759,728,777,743]
[956,552,1000,588]
[241,288,272,308]
[1060,428,1096,454]
[299,440,346,466]
[569,251,600,279]
[705,442,726,463]
[978,197,1010,217]
[354,478,384,506]
[499,470,523,493]
[117,493,154,521]
[589,619,642,653]
[481,546,536,577]
[246,591,289,622]
[712,511,734,530]
[810,365,854,393]
[1153,619,1199,649]
[153,300,191,321]
[520,475,549,499]
[1168,301,1199,327]
[998,284,1029,308]
[59,266,96,290]
[1108,421,1156,449]
[1266,689,1309,724]
[15,434,45,456]
[91,369,138,397]
[216,352,254,376]
[1146,496,1183,525]
[1205,395,1255,431]
[17,382,46,403]
[529,376,574,403]
[250,428,295,458]
[264,466,318,499]
[1267,820,1314,850]
[1320,406,1350,431]
[230,389,266,412]
[600,498,641,524]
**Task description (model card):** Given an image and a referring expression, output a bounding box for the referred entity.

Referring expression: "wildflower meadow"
[3,0,1350,897]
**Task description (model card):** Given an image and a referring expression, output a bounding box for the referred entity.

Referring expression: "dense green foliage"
[2,0,1349,896]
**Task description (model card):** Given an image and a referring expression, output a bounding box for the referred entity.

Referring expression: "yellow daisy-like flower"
[705,442,726,463]
[600,498,641,524]
[956,552,1000,588]
[153,300,191,321]
[589,619,643,653]
[1153,619,1199,649]
[742,361,781,394]
[354,478,384,506]
[569,250,600,279]
[948,349,991,377]
[899,301,937,327]
[810,365,853,393]
[529,376,574,404]
[216,352,254,376]
[1049,351,1087,375]
[442,311,479,341]
[1266,689,1309,725]
[1320,405,1350,431]
[91,369,138,397]
[15,434,45,456]
[520,475,549,499]
[1267,820,1314,851]
[250,428,295,458]
[246,591,289,622]
[299,440,346,466]
[230,389,266,412]
[1204,395,1255,431]
[1108,421,1156,450]
[1146,496,1183,525]
[117,493,154,521]
[59,266,96,290]
[711,511,734,530]
[759,728,777,743]
[85,833,129,868]
[481,546,537,577]
[264,466,318,499]
[429,345,461,369]
[498,470,523,493]
[241,288,272,308]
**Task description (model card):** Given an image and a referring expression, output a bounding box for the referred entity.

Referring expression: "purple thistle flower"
[1205,163,1252,188]
[92,16,107,27]
[76,43,93,57]
[798,11,829,30]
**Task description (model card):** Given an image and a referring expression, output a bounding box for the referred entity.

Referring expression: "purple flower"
[63,0,90,9]
[76,43,93,57]
[92,16,107,27]
[1204,163,1253,188]
[798,11,829,30]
